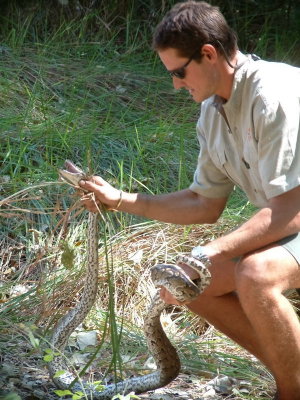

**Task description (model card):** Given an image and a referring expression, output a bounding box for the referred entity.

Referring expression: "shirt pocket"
[209,143,242,188]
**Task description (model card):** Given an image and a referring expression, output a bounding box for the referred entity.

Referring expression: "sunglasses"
[168,50,199,79]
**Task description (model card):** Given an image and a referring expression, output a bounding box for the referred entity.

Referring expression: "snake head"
[58,160,89,188]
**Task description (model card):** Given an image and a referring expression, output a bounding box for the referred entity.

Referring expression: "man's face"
[158,47,219,103]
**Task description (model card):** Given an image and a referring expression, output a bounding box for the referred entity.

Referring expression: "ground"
[0,323,276,400]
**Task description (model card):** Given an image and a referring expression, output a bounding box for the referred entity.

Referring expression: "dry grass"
[0,191,284,399]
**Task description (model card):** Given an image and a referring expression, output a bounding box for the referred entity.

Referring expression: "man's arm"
[80,176,228,225]
[204,185,300,262]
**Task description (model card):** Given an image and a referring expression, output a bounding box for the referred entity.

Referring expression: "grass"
[0,5,299,400]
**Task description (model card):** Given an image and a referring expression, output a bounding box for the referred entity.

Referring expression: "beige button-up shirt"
[190,54,300,208]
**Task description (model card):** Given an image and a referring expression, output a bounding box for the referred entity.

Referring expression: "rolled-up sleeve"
[255,93,300,199]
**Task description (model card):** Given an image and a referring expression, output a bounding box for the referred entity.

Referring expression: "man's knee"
[235,245,300,295]
[235,251,275,294]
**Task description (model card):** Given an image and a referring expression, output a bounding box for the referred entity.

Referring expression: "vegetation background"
[0,1,299,399]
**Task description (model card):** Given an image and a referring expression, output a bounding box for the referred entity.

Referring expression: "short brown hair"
[152,1,238,60]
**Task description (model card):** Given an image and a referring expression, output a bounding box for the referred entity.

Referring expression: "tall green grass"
[0,40,202,234]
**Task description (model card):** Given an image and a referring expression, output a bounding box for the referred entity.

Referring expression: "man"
[80,2,300,399]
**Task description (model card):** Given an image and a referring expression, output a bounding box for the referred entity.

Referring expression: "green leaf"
[94,383,105,391]
[53,369,68,378]
[72,391,84,400]
[54,389,73,397]
[43,354,53,362]
[61,241,76,269]
[43,348,61,362]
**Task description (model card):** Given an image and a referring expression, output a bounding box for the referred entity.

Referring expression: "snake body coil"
[48,161,211,398]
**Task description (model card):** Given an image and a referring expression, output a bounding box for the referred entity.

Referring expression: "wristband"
[115,190,123,210]
[191,245,212,268]
[107,190,123,212]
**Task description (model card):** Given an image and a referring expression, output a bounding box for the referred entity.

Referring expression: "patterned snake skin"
[48,160,212,398]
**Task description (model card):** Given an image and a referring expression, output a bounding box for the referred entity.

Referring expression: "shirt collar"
[212,52,252,112]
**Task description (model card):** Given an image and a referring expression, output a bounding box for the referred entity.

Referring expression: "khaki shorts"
[234,233,300,264]
[279,233,300,265]
[280,233,300,294]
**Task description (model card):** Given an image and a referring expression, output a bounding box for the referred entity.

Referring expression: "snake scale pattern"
[48,160,211,398]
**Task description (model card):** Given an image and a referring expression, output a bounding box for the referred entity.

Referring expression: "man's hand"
[79,176,122,212]
[159,260,201,305]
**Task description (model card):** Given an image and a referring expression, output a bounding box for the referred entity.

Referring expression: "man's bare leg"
[236,245,300,399]
[184,245,300,399]
[187,291,272,366]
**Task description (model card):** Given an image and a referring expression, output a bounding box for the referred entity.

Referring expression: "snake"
[48,160,212,398]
